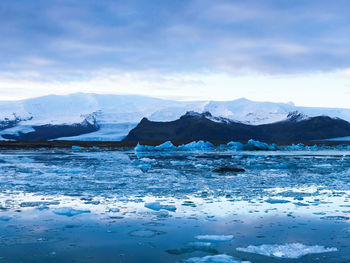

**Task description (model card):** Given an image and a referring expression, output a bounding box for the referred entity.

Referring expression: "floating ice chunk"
[224,140,278,151]
[195,235,234,242]
[134,139,321,152]
[245,139,279,151]
[144,202,176,212]
[178,141,214,151]
[135,141,176,152]
[282,143,318,151]
[236,243,337,259]
[182,254,250,263]
[154,141,176,150]
[225,142,244,151]
[52,207,90,217]
[135,140,214,152]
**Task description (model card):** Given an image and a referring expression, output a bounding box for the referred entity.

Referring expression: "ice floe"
[52,207,91,217]
[182,254,250,263]
[195,235,234,242]
[236,243,337,259]
[144,202,176,212]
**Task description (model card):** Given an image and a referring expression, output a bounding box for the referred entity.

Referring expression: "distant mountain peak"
[182,111,212,118]
[286,111,309,122]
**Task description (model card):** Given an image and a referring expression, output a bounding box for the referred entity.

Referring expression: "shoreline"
[0,139,350,149]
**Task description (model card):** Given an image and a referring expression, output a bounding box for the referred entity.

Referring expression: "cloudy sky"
[1,0,349,107]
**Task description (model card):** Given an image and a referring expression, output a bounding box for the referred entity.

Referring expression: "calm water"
[0,146,349,262]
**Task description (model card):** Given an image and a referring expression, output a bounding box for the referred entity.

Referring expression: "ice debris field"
[0,140,349,262]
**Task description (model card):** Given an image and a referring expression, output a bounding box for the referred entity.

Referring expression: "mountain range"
[1,93,350,142]
[123,111,350,143]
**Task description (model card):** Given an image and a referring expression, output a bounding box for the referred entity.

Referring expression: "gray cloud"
[0,0,349,80]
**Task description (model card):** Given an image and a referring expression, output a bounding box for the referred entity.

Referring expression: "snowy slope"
[1,93,350,141]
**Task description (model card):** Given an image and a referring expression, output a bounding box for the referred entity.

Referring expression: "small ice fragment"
[236,243,337,259]
[195,235,234,242]
[52,207,90,217]
[144,202,176,212]
[182,254,250,263]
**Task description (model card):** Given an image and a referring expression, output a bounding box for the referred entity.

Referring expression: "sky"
[0,0,350,107]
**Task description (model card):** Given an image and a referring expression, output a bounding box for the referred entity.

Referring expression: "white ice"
[236,243,337,259]
[52,207,91,217]
[144,202,176,212]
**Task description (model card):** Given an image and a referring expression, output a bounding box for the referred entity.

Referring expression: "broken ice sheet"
[236,243,338,259]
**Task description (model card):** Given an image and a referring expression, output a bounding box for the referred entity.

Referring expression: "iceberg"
[195,235,234,242]
[135,141,176,152]
[135,141,214,152]
[244,139,279,151]
[281,143,318,151]
[177,141,214,151]
[182,254,250,263]
[225,141,244,151]
[135,139,280,152]
[236,243,337,259]
[144,202,176,212]
[52,207,91,217]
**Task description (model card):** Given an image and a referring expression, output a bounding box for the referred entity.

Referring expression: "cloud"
[0,0,349,80]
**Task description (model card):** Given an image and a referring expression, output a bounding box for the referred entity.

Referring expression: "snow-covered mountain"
[1,93,350,141]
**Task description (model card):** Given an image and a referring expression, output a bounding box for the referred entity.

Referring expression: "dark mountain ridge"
[123,111,350,143]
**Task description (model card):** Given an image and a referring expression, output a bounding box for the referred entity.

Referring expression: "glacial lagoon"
[0,142,349,262]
